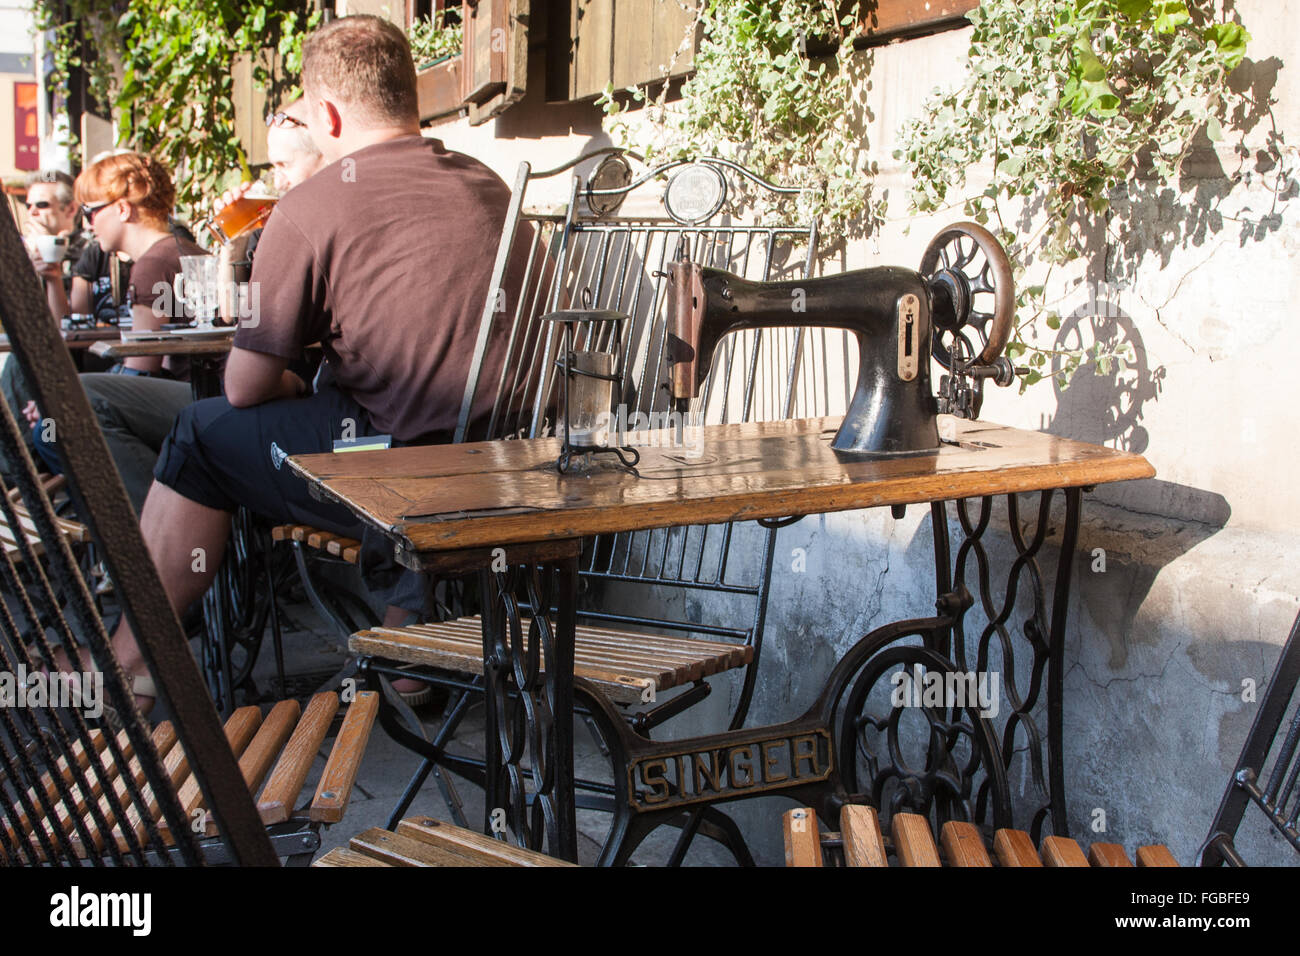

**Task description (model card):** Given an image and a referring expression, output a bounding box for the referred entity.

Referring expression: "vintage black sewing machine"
[666,222,1020,455]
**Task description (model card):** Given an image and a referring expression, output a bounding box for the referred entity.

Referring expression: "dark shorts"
[154,381,429,612]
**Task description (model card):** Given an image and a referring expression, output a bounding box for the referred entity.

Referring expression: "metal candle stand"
[543,299,641,475]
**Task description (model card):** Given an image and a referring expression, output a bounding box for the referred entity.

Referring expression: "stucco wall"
[430,1,1299,865]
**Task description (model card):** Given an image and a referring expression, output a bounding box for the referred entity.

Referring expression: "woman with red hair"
[75,151,206,376]
[29,152,206,517]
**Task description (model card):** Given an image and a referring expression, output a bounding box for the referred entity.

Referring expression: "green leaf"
[1074,38,1107,83]
[996,156,1025,177]
[1115,0,1152,18]
[1153,1,1191,34]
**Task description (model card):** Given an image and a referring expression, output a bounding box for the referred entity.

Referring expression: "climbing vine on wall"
[36,0,321,211]
[898,0,1250,388]
[599,0,880,239]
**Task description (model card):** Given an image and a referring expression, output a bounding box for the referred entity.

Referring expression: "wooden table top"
[90,329,236,359]
[289,416,1155,556]
[0,326,121,352]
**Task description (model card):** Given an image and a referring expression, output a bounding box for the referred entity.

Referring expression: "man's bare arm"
[224,345,305,407]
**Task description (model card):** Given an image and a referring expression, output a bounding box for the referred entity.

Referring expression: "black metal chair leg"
[386,758,436,830]
[384,682,478,825]
[430,764,468,828]
[263,550,288,697]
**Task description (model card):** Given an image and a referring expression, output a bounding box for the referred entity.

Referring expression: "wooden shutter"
[557,0,699,102]
[846,1,979,46]
[461,0,529,124]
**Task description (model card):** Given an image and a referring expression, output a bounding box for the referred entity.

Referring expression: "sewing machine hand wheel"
[920,222,1015,373]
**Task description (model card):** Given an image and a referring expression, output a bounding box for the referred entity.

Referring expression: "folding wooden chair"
[782,805,1179,867]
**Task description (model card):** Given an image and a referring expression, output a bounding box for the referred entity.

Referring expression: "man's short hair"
[302,15,418,128]
[24,169,75,206]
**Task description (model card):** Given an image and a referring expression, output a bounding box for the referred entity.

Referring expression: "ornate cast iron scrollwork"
[931,488,1082,840]
[836,644,1010,831]
[479,558,578,860]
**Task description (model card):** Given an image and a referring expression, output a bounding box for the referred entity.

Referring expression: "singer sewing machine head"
[666,222,1019,456]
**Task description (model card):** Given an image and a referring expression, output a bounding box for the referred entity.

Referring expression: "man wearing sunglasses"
[20,170,89,318]
[1,170,99,477]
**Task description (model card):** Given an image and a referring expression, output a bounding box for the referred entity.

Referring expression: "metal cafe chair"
[1201,607,1300,865]
[350,151,845,864]
[0,200,376,866]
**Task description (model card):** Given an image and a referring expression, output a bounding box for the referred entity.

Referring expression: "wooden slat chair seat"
[351,617,753,706]
[274,528,757,704]
[2,481,88,560]
[270,524,361,565]
[1,690,377,864]
[781,807,1180,868]
[313,816,575,867]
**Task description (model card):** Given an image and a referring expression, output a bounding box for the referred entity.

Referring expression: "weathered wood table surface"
[290,415,1154,861]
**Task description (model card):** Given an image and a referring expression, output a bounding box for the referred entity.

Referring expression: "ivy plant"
[36,0,320,212]
[407,8,462,68]
[897,0,1250,388]
[599,0,881,238]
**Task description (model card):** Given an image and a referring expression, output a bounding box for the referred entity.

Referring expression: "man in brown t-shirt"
[110,15,520,704]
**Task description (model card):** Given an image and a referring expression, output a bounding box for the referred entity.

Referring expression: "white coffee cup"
[34,234,68,264]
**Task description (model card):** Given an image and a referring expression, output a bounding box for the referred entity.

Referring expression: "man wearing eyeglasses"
[56,100,328,516]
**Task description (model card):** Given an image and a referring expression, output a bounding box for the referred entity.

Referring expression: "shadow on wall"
[1105,54,1293,279]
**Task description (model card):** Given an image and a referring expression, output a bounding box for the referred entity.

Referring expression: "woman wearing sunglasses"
[25,153,206,512]
[75,152,206,377]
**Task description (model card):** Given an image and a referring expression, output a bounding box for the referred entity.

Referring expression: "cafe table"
[288,415,1154,862]
[0,325,122,352]
[90,327,236,400]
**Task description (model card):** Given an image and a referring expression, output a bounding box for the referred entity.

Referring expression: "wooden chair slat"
[161,706,263,842]
[354,615,750,702]
[80,723,177,855]
[1041,834,1090,867]
[351,630,661,703]
[309,691,378,823]
[406,617,752,666]
[1087,842,1134,867]
[782,808,823,867]
[939,820,993,867]
[840,805,889,867]
[1136,844,1179,867]
[258,692,338,824]
[892,812,942,867]
[271,524,361,564]
[993,828,1043,867]
[122,723,191,847]
[6,729,109,849]
[237,699,300,794]
[395,817,576,867]
[313,846,395,867]
[348,827,490,867]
